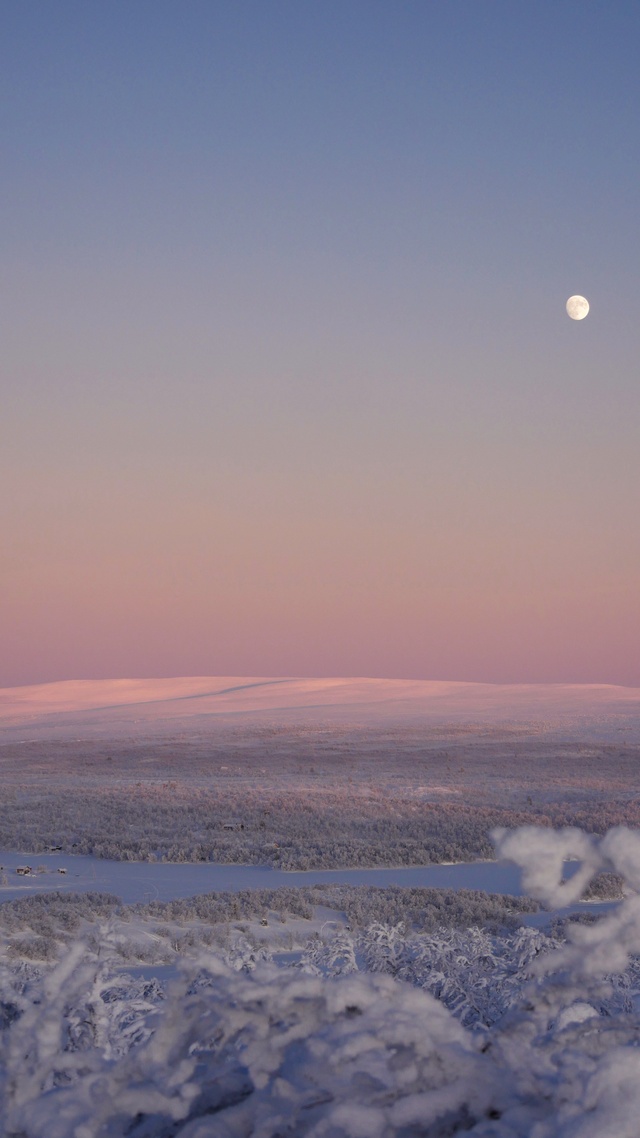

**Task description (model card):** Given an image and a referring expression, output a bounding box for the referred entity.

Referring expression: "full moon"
[566,295,590,320]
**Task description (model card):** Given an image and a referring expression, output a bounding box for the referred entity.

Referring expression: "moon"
[566,295,590,320]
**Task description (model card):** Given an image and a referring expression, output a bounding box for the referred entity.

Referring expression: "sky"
[1,0,639,688]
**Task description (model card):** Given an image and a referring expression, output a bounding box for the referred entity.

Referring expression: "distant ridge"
[1,676,639,742]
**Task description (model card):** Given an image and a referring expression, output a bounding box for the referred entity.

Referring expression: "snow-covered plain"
[1,677,639,868]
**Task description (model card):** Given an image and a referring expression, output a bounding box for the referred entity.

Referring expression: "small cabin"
[16,866,32,876]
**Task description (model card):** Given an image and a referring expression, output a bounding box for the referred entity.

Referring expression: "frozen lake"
[0,847,524,904]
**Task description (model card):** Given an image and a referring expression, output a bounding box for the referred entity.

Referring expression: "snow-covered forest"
[2,824,640,1136]
[3,718,640,867]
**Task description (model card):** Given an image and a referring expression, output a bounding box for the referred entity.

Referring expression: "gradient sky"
[2,0,639,687]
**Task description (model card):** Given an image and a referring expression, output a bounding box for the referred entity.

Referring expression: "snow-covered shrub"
[367,924,556,1029]
[0,950,495,1137]
[222,933,272,973]
[3,825,640,1135]
[301,929,359,977]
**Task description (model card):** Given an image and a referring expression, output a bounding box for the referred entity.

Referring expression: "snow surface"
[2,675,640,741]
[0,847,525,905]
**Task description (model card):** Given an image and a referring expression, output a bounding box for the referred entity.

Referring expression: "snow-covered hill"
[1,675,640,741]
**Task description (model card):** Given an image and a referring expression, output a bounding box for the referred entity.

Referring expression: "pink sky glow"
[3,5,639,688]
